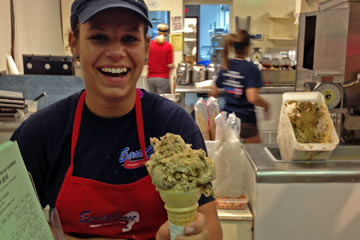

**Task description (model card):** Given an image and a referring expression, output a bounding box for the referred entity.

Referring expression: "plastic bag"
[194,97,220,140]
[210,112,246,198]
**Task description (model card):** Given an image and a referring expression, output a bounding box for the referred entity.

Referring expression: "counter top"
[175,85,295,94]
[217,204,253,221]
[0,120,23,131]
[243,143,360,183]
[175,85,211,94]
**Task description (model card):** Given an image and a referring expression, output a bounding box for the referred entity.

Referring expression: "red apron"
[55,89,167,239]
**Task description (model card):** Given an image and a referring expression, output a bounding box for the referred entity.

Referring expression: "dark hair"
[222,29,251,69]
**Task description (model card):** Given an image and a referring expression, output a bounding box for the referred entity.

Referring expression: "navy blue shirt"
[216,59,263,123]
[11,89,213,208]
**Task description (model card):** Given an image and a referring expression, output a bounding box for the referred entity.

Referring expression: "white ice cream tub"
[277,92,339,161]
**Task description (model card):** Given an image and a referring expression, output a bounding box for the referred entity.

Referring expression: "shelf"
[267,14,297,43]
[268,16,295,20]
[267,38,297,41]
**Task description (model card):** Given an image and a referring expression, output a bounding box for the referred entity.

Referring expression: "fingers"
[157,221,170,240]
[158,213,209,240]
[174,213,209,240]
[186,212,206,234]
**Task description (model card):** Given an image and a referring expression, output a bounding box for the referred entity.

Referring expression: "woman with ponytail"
[210,29,269,143]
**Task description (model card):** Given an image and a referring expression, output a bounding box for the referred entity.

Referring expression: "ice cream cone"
[158,187,201,239]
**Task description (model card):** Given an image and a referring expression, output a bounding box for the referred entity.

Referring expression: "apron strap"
[70,89,147,174]
[135,89,148,161]
[69,91,86,175]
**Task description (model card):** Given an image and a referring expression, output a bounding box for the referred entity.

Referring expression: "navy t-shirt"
[216,59,263,123]
[11,89,213,208]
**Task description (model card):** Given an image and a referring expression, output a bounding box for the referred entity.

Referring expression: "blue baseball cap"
[70,0,153,30]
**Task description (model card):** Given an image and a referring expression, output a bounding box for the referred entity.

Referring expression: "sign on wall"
[170,33,184,52]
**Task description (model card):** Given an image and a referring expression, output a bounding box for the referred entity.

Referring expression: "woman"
[11,0,222,239]
[147,23,174,94]
[210,29,269,143]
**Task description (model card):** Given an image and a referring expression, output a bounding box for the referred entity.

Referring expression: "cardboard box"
[184,55,196,66]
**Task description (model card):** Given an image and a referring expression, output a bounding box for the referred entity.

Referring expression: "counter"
[244,144,360,183]
[0,120,24,144]
[241,143,360,240]
[217,205,253,240]
[175,84,295,95]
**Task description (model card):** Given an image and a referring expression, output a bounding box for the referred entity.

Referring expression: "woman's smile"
[98,66,130,84]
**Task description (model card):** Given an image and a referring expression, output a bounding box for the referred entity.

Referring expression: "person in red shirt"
[147,23,174,94]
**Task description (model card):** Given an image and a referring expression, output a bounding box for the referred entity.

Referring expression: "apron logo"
[80,210,140,232]
[119,145,154,169]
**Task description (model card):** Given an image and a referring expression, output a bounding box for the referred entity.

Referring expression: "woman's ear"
[68,31,79,58]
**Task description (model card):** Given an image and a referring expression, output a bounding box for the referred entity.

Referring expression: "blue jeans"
[147,77,170,94]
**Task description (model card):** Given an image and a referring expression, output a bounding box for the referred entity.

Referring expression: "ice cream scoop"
[145,133,216,239]
[146,133,215,197]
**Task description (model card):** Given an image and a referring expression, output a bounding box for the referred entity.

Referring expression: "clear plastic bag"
[211,112,246,198]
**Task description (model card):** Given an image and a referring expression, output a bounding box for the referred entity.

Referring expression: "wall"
[0,0,65,74]
[0,0,12,73]
[298,0,328,13]
[61,0,73,55]
[12,0,65,73]
[233,0,298,52]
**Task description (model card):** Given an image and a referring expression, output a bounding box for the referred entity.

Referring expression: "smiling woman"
[10,0,222,240]
[69,8,149,117]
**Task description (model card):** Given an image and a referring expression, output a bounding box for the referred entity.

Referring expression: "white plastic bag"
[194,97,220,140]
[211,112,246,198]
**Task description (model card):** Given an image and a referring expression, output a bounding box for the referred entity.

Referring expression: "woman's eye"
[89,34,107,42]
[123,35,138,43]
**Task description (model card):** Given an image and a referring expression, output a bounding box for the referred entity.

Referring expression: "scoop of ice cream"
[146,133,215,197]
[286,101,333,143]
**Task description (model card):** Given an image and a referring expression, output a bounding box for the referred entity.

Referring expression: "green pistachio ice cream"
[286,101,333,143]
[146,133,215,197]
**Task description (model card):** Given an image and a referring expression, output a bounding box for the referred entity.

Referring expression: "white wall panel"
[0,0,12,73]
[13,0,65,73]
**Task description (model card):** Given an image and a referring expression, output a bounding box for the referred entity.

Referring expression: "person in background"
[10,0,222,239]
[147,23,174,94]
[209,29,269,143]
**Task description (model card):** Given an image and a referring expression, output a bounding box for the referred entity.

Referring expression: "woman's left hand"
[156,212,209,240]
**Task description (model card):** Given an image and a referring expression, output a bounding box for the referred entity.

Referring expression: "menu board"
[0,141,54,239]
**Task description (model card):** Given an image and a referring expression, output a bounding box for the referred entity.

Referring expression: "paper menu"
[0,141,54,239]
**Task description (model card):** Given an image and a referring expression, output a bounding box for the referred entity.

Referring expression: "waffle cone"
[165,203,198,226]
[159,187,201,226]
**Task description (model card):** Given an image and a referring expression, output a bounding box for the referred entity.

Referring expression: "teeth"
[101,67,128,74]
